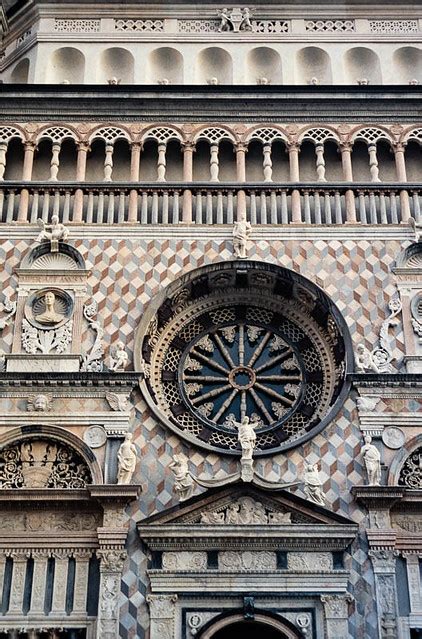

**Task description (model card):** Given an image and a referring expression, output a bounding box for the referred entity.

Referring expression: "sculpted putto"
[27,393,53,412]
[36,215,69,251]
[117,433,137,485]
[109,341,129,372]
[361,435,381,486]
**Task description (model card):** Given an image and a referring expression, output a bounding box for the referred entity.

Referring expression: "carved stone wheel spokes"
[180,322,304,431]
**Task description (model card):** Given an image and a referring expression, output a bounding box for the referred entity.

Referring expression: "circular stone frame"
[135,261,353,457]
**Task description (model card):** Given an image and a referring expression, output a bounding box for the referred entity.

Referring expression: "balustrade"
[0,182,420,225]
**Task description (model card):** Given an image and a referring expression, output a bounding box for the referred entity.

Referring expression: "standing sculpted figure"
[303,463,326,506]
[117,433,137,484]
[361,435,381,485]
[36,215,69,252]
[218,8,233,31]
[233,219,252,259]
[170,454,194,501]
[235,416,256,460]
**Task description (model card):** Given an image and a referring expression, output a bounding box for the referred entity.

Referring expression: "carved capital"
[97,548,127,573]
[369,549,399,572]
[147,594,178,619]
[321,593,354,618]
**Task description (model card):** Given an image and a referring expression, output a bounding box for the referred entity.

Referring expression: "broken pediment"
[138,483,358,552]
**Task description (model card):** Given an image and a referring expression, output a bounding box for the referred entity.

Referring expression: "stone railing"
[0,182,419,225]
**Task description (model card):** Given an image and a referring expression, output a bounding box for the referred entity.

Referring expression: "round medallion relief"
[135,261,352,456]
[25,288,74,330]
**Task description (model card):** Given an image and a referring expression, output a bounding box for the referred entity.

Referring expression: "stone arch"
[46,47,85,84]
[141,125,183,144]
[395,242,422,269]
[36,125,78,144]
[196,47,233,85]
[88,125,132,144]
[393,47,422,84]
[388,434,422,488]
[21,241,86,271]
[401,126,422,146]
[98,47,135,84]
[344,47,382,85]
[298,126,340,145]
[350,126,394,146]
[0,425,103,487]
[193,126,236,145]
[245,126,288,144]
[295,46,332,85]
[0,125,26,143]
[198,612,302,639]
[146,47,184,84]
[245,47,282,85]
[10,58,30,83]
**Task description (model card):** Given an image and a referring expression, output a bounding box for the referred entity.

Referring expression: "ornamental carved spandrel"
[0,438,92,489]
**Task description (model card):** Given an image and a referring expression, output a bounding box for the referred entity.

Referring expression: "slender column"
[0,551,7,602]
[96,549,127,639]
[288,143,302,223]
[235,143,247,182]
[368,143,381,182]
[147,594,178,639]
[263,144,272,182]
[49,142,61,181]
[72,549,92,615]
[315,143,326,182]
[50,551,69,615]
[73,141,89,222]
[157,143,167,182]
[321,594,353,639]
[104,143,114,182]
[29,550,50,614]
[18,141,36,222]
[0,142,8,180]
[128,142,142,222]
[210,144,219,182]
[404,553,422,613]
[7,551,29,615]
[340,143,357,223]
[394,142,411,223]
[182,142,195,223]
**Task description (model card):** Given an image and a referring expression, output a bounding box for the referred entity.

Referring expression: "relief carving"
[288,552,332,572]
[199,496,290,525]
[219,550,276,571]
[162,552,207,571]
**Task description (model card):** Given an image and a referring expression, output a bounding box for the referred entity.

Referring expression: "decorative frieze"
[162,551,207,571]
[369,19,418,34]
[305,19,355,32]
[219,550,277,571]
[53,18,101,32]
[288,552,333,572]
[114,19,164,32]
[0,511,100,531]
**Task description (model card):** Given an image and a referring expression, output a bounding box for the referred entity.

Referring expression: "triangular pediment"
[140,483,355,527]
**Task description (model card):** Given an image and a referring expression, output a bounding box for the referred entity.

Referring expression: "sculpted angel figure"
[170,454,195,501]
[239,7,253,31]
[355,343,381,374]
[117,433,137,485]
[303,463,326,506]
[218,7,233,31]
[27,393,53,412]
[233,219,252,259]
[361,435,381,486]
[36,214,69,251]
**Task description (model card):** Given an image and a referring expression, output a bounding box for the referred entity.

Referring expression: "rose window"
[136,261,352,456]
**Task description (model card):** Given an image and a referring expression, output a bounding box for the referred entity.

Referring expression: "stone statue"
[36,291,65,325]
[309,77,319,85]
[355,343,381,373]
[28,393,53,412]
[107,77,121,85]
[36,215,69,252]
[233,219,252,259]
[303,463,326,506]
[117,433,137,485]
[235,416,256,460]
[207,77,219,85]
[361,435,381,486]
[239,7,253,31]
[257,77,269,85]
[109,341,129,372]
[218,8,233,31]
[170,454,195,501]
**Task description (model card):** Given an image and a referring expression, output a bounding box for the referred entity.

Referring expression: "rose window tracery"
[136,262,351,456]
[398,447,422,489]
[0,438,92,489]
